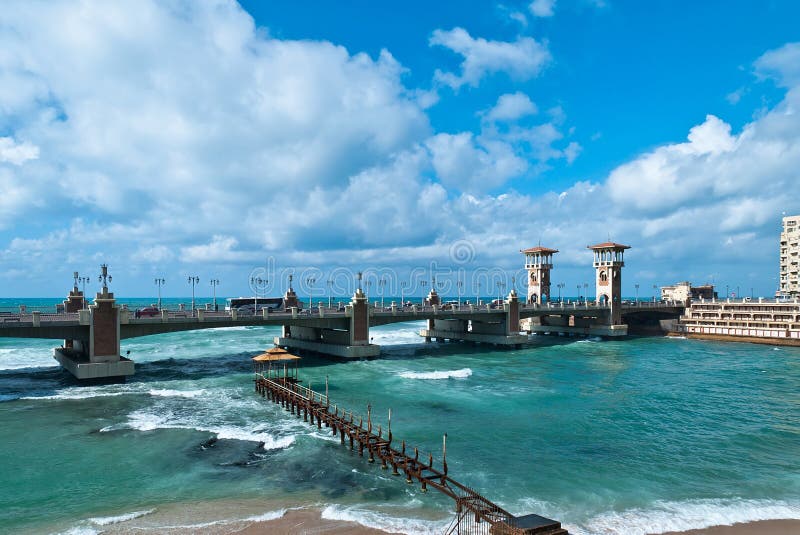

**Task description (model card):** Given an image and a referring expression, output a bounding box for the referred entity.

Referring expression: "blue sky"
[0,0,799,299]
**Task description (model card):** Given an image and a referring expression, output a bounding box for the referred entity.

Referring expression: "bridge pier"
[53,266,134,382]
[274,286,380,358]
[419,290,528,347]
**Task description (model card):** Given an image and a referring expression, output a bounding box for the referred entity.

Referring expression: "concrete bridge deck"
[0,300,684,341]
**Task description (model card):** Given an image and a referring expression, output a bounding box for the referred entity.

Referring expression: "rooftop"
[588,242,631,250]
[521,246,559,254]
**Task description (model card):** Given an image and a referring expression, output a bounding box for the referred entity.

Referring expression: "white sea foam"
[24,390,131,401]
[571,498,800,535]
[54,528,100,535]
[321,504,449,535]
[125,508,287,531]
[399,368,472,380]
[0,346,59,370]
[576,337,603,343]
[148,388,205,398]
[88,508,155,526]
[242,509,287,522]
[109,410,296,450]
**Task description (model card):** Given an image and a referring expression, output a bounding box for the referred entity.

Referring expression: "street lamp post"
[400,282,408,307]
[379,278,386,308]
[583,283,589,304]
[635,283,639,303]
[210,279,220,311]
[576,284,581,302]
[420,280,427,305]
[497,281,506,302]
[327,279,333,309]
[98,264,112,291]
[456,279,463,307]
[77,274,90,308]
[251,276,265,311]
[476,281,481,304]
[154,278,165,310]
[188,276,199,315]
[557,282,564,302]
[653,284,658,303]
[307,277,316,308]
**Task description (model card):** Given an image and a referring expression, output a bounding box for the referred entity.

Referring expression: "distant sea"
[0,297,799,534]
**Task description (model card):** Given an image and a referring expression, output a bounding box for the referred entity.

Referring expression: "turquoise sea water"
[1,301,799,534]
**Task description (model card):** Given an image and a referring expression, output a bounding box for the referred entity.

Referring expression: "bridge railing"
[0,311,81,323]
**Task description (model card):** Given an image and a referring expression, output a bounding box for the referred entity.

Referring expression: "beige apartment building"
[780,214,800,296]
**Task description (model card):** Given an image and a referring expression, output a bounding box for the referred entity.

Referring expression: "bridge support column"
[419,290,527,347]
[53,266,134,382]
[274,286,380,358]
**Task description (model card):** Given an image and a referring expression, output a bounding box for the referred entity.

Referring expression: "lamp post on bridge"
[576,284,581,303]
[306,277,316,309]
[420,280,427,305]
[400,282,408,307]
[635,283,639,304]
[188,276,199,315]
[583,283,588,304]
[98,264,112,291]
[251,276,265,311]
[210,279,220,311]
[154,278,165,310]
[327,279,334,309]
[78,274,90,308]
[378,277,386,309]
[653,284,658,303]
[497,281,506,303]
[476,281,481,304]
[456,279,463,307]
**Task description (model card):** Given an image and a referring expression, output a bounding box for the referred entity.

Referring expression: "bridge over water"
[0,284,682,381]
[0,241,685,381]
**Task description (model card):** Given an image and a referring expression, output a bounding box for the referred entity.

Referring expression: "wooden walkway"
[255,375,568,535]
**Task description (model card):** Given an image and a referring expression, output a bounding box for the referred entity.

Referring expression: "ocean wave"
[23,390,131,401]
[88,508,155,526]
[321,504,449,535]
[54,528,100,535]
[148,388,205,398]
[572,498,800,535]
[576,337,603,343]
[107,410,296,450]
[0,346,59,371]
[398,368,472,380]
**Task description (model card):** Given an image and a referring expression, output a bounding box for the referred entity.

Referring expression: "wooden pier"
[254,371,568,535]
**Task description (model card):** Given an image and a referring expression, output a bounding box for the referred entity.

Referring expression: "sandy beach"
[661,519,800,535]
[206,509,800,535]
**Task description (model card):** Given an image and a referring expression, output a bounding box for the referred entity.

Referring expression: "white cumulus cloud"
[0,137,39,165]
[529,0,556,17]
[430,27,551,89]
[484,92,538,122]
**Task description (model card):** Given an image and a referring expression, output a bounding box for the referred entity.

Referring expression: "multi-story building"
[780,214,800,296]
[678,298,800,345]
[661,281,717,303]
